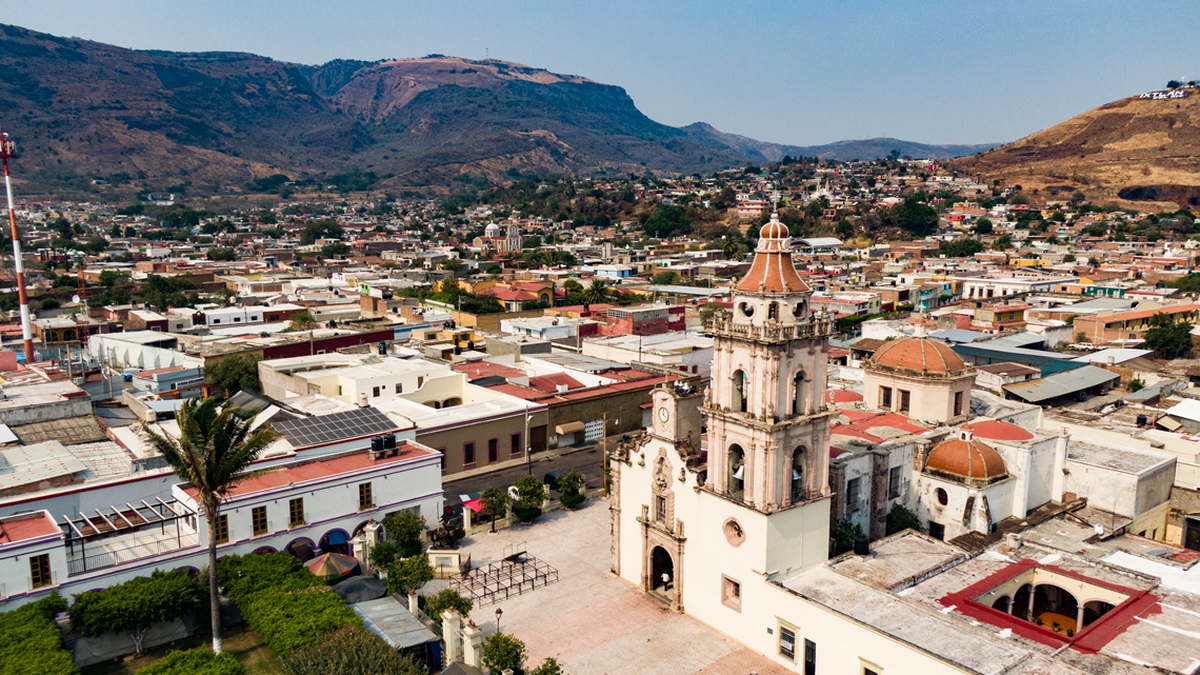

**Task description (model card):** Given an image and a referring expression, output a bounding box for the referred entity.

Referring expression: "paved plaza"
[429,498,792,675]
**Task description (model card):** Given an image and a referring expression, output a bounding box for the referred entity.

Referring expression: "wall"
[0,396,92,426]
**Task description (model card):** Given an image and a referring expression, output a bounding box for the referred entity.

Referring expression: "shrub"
[381,511,427,558]
[419,589,473,628]
[218,552,324,604]
[283,625,420,675]
[885,503,922,536]
[482,633,527,674]
[241,587,361,658]
[530,657,566,675]
[385,554,434,596]
[559,492,586,509]
[69,569,200,653]
[135,648,245,675]
[0,593,76,675]
[513,505,543,522]
[512,475,547,522]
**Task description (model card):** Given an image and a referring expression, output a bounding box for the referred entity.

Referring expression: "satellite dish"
[71,295,80,304]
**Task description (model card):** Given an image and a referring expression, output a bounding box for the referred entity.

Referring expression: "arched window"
[732,370,748,413]
[728,444,745,498]
[792,371,806,415]
[791,447,806,502]
[768,302,778,321]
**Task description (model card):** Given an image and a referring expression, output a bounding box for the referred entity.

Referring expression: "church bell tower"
[703,213,836,514]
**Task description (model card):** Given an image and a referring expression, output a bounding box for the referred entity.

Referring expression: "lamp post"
[495,607,503,634]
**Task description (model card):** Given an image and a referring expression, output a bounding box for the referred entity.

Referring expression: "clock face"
[658,406,670,423]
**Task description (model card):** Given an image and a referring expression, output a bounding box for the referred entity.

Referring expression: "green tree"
[651,271,679,286]
[320,242,351,257]
[720,234,740,260]
[939,239,983,258]
[69,569,199,653]
[1144,313,1194,359]
[830,518,863,557]
[385,554,434,596]
[479,486,510,533]
[207,248,236,262]
[583,280,608,304]
[558,468,586,509]
[419,589,473,628]
[1129,378,1145,392]
[282,625,420,675]
[482,633,527,675]
[486,264,504,275]
[148,398,279,654]
[973,218,993,235]
[511,475,547,522]
[289,311,317,332]
[382,511,427,558]
[299,219,343,245]
[207,353,262,397]
[529,657,565,675]
[136,647,245,675]
[523,236,542,249]
[1063,253,1076,263]
[642,204,691,238]
[885,503,923,536]
[991,234,1013,250]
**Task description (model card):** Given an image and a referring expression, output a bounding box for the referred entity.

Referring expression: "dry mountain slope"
[953,88,1200,207]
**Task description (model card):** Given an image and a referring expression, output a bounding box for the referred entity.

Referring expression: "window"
[359,482,373,510]
[888,466,902,499]
[338,386,343,396]
[417,376,424,388]
[804,640,816,675]
[395,383,402,394]
[846,477,861,512]
[656,495,667,521]
[488,438,498,463]
[721,575,741,611]
[373,386,381,397]
[879,386,892,409]
[953,391,963,417]
[463,442,475,466]
[289,498,305,527]
[778,624,797,660]
[864,668,879,675]
[511,433,522,457]
[898,389,911,414]
[214,515,229,544]
[233,317,241,323]
[30,554,51,589]
[252,506,267,535]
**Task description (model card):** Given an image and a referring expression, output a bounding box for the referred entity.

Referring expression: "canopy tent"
[306,552,360,582]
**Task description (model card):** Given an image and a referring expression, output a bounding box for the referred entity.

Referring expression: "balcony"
[66,528,200,577]
[59,498,199,577]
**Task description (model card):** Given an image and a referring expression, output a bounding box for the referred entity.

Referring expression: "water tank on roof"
[383,433,396,450]
[371,436,384,455]
[853,534,870,557]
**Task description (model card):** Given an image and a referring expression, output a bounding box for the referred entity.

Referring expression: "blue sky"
[6,1,1197,146]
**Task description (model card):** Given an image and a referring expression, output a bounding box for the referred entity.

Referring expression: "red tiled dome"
[871,337,966,373]
[926,436,1007,481]
[734,213,811,295]
[759,217,789,240]
[966,420,1033,442]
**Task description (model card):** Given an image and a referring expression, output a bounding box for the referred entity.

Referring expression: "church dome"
[759,215,789,240]
[870,337,966,374]
[926,432,1007,482]
[734,213,811,295]
[484,222,501,237]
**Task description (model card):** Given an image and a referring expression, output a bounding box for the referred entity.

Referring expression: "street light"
[495,607,503,634]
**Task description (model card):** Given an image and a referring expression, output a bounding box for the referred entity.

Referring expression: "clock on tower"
[650,382,702,451]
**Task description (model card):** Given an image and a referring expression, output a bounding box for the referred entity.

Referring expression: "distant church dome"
[870,337,966,374]
[759,214,789,240]
[926,432,1007,483]
[484,222,501,237]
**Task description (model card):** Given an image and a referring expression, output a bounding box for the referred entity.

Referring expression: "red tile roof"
[965,420,1034,442]
[184,444,432,500]
[0,512,59,544]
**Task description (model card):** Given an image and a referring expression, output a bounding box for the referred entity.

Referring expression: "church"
[608,215,1197,674]
[473,222,522,254]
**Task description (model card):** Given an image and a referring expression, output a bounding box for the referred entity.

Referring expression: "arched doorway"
[728,445,745,498]
[732,370,747,412]
[1033,584,1079,634]
[285,537,316,562]
[992,596,1011,613]
[790,447,806,503]
[320,529,350,556]
[1013,583,1033,621]
[1081,600,1115,629]
[650,546,674,598]
[252,546,277,555]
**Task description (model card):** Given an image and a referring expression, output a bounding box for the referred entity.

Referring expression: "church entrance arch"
[651,546,674,597]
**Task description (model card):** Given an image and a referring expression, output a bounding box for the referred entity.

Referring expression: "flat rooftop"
[827,531,967,591]
[1067,440,1174,474]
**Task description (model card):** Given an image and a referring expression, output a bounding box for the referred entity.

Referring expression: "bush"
[885,503,923,536]
[559,492,586,509]
[385,554,434,596]
[512,475,547,519]
[381,511,427,558]
[218,552,324,604]
[241,588,361,658]
[530,657,566,675]
[513,505,543,522]
[0,593,76,675]
[135,648,245,675]
[69,569,200,653]
[419,589,473,627]
[283,625,420,675]
[482,633,527,674]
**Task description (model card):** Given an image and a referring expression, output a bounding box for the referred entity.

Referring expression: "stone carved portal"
[642,448,685,612]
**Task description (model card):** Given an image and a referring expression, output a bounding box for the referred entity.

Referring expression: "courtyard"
[426,497,792,675]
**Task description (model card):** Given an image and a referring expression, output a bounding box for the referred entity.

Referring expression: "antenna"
[0,125,34,364]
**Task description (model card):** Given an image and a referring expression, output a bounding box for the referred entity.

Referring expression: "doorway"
[650,546,674,599]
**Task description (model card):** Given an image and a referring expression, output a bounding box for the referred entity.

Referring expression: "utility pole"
[0,126,34,364]
[524,400,532,476]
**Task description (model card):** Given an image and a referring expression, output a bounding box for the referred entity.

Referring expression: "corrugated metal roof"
[929,329,989,344]
[1165,399,1200,423]
[1072,348,1153,364]
[1002,365,1120,402]
[952,343,1075,366]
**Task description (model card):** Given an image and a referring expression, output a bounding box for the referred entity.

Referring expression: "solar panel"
[275,407,399,449]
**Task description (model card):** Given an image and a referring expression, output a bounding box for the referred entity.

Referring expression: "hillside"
[952,88,1200,208]
[682,123,997,163]
[0,23,992,195]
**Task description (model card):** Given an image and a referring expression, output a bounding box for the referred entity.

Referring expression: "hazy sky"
[5,1,1197,146]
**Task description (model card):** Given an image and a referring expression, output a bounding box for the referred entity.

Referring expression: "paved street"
[424,497,792,675]
[442,440,613,510]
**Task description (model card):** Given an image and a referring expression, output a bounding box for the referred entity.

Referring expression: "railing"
[67,532,200,576]
[704,317,835,342]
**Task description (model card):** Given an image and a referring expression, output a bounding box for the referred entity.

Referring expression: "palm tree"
[583,279,608,304]
[721,234,740,260]
[289,311,317,356]
[149,398,279,654]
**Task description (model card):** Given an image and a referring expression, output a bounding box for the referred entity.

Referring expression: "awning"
[556,421,585,435]
[327,530,348,545]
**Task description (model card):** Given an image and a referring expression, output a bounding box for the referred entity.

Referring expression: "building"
[862,335,974,425]
[602,304,686,336]
[1073,303,1200,345]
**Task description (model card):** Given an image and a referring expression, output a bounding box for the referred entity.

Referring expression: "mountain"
[0,23,994,195]
[952,88,1200,207]
[682,123,997,163]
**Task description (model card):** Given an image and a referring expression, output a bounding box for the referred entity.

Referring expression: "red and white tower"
[0,126,36,363]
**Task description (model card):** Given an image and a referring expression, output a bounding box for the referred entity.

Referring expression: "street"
[441,439,615,510]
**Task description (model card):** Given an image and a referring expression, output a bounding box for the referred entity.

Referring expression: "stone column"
[408,591,419,615]
[441,609,462,665]
[462,622,484,669]
[351,533,369,572]
[463,507,473,535]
